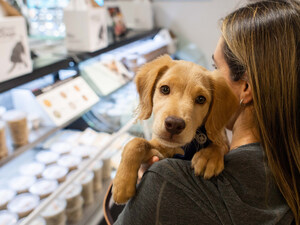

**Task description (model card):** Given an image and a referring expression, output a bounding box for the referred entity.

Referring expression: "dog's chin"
[153,133,187,148]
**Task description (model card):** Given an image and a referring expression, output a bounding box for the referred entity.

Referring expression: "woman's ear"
[135,54,174,120]
[240,80,253,105]
[205,73,239,144]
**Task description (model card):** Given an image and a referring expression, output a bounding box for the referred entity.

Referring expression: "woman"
[114,0,299,224]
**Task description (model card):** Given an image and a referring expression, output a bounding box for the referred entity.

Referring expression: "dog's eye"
[196,96,206,104]
[160,85,170,95]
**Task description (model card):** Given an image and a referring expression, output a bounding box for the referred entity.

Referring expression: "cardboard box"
[64,7,108,52]
[0,16,32,82]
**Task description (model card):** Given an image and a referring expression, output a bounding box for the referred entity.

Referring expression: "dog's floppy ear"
[205,72,239,143]
[135,54,174,120]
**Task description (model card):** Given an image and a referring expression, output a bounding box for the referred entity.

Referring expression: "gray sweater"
[114,143,294,225]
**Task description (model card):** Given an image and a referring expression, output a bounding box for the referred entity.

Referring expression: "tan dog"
[112,55,239,204]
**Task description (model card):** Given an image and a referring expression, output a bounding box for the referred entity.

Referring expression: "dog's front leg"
[112,137,163,204]
[191,141,229,179]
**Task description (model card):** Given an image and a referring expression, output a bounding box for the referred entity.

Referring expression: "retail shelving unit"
[0,28,161,225]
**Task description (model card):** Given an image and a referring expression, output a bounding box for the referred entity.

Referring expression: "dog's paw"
[191,147,224,179]
[112,175,137,204]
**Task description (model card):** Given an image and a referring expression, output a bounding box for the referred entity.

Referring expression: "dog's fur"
[112,55,239,204]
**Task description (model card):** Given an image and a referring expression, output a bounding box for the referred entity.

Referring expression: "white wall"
[152,0,244,68]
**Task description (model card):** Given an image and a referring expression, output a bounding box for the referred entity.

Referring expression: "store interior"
[0,0,243,225]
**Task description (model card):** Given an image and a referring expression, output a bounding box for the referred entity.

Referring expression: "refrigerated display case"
[0,27,174,225]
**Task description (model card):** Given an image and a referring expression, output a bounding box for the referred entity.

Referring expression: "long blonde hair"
[221,0,300,223]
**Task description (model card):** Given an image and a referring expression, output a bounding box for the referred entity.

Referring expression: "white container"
[50,142,71,155]
[0,16,32,83]
[18,216,46,225]
[7,193,39,218]
[41,198,66,225]
[57,155,81,171]
[90,160,103,192]
[77,171,94,205]
[64,6,108,52]
[70,145,91,159]
[61,183,82,209]
[42,165,68,183]
[35,151,59,165]
[0,189,16,210]
[8,176,36,194]
[0,210,18,225]
[19,162,45,178]
[66,196,83,223]
[29,179,58,199]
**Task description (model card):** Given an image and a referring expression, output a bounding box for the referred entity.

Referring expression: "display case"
[0,27,175,225]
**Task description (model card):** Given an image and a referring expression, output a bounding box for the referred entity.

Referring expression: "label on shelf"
[34,76,99,126]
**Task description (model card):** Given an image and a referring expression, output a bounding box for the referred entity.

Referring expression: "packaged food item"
[18,216,46,225]
[66,196,83,223]
[35,151,59,165]
[77,171,94,205]
[90,160,103,192]
[61,183,82,209]
[41,198,66,225]
[50,142,71,155]
[0,189,16,210]
[57,155,81,171]
[42,165,68,183]
[19,162,45,178]
[0,121,8,159]
[0,210,18,225]
[7,193,39,218]
[102,156,112,180]
[8,176,36,194]
[3,110,28,147]
[29,179,58,199]
[70,145,91,159]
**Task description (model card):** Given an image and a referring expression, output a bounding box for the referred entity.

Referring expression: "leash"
[103,182,114,225]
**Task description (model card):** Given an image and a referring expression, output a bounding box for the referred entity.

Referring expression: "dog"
[112,55,239,204]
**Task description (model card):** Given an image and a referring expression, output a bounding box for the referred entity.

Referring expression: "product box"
[0,16,32,82]
[64,7,108,52]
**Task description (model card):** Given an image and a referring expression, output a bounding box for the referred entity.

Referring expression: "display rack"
[0,27,161,225]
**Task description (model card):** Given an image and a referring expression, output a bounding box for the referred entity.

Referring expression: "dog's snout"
[165,116,186,135]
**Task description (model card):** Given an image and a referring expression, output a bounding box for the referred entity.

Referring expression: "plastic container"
[57,155,81,171]
[61,183,82,209]
[50,142,72,155]
[0,121,8,159]
[7,193,40,218]
[102,156,112,180]
[0,189,16,210]
[35,151,59,165]
[77,171,94,205]
[3,110,28,147]
[29,179,58,199]
[90,160,103,192]
[0,210,18,225]
[66,196,83,223]
[18,216,46,225]
[19,162,45,178]
[42,165,68,183]
[40,198,66,225]
[70,145,91,159]
[8,176,36,194]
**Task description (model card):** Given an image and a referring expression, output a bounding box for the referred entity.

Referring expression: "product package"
[0,1,32,82]
[64,0,108,52]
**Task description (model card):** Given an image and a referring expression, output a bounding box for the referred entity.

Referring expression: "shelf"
[0,106,95,167]
[0,28,161,94]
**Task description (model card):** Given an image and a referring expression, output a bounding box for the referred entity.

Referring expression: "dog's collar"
[174,126,211,161]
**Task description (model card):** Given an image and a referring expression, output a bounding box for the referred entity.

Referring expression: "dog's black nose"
[165,116,186,135]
